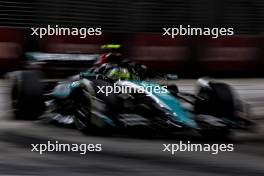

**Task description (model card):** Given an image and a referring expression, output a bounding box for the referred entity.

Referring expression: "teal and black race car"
[10,60,253,138]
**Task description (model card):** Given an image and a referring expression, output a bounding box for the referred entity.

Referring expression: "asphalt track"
[0,79,264,176]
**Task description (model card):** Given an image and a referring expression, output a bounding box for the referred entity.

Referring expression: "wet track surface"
[0,79,264,176]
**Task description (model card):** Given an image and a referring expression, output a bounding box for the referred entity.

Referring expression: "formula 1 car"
[10,62,253,138]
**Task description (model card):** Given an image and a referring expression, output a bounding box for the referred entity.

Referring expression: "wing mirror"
[165,74,178,80]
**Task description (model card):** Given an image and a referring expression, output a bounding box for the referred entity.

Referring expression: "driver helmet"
[106,67,131,80]
[95,44,123,66]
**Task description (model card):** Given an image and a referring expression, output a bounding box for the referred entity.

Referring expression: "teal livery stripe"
[128,80,198,129]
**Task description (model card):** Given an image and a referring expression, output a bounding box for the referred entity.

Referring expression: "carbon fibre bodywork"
[43,76,253,136]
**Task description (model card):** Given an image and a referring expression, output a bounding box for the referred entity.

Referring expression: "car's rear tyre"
[11,71,44,120]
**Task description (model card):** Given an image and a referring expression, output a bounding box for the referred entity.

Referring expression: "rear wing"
[25,52,98,61]
[24,52,98,78]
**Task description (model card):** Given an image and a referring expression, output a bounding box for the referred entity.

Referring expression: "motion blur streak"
[0,79,264,175]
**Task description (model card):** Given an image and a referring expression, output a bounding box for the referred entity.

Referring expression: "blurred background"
[0,0,264,77]
[0,1,264,176]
